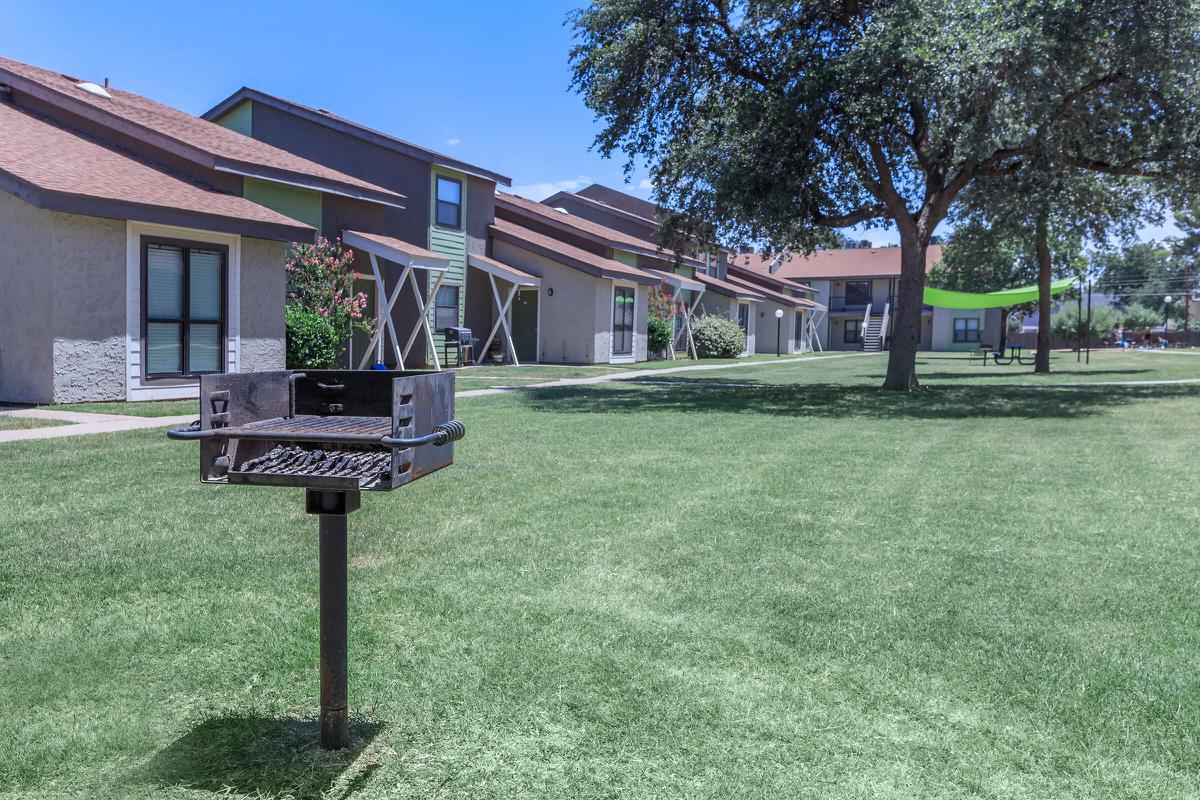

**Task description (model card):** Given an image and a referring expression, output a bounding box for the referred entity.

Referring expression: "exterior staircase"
[860,303,890,352]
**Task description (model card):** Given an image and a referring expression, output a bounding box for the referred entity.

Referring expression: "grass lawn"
[2,351,1198,798]
[0,415,68,431]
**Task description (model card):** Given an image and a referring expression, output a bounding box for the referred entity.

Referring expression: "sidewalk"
[0,408,195,443]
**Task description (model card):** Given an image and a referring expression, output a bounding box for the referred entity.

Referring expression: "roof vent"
[75,81,112,99]
[553,207,570,214]
[318,108,332,115]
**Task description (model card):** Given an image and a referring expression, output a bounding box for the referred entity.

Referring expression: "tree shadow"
[917,368,1155,380]
[139,715,383,799]
[519,379,1199,420]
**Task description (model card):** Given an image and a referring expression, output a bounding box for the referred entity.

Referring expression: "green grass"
[40,400,198,417]
[2,353,1198,798]
[0,415,68,431]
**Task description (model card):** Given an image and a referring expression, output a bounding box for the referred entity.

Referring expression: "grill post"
[308,489,361,749]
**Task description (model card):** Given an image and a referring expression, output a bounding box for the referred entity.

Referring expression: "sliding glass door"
[612,286,635,357]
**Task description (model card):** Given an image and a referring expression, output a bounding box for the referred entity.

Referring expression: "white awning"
[468,253,540,286]
[342,229,451,270]
[643,267,705,293]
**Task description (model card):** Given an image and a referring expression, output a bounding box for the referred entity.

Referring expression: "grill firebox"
[168,369,464,749]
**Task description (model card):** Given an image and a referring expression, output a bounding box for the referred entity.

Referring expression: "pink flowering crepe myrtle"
[285,237,374,336]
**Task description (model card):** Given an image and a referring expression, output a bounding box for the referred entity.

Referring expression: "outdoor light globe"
[1165,295,1174,304]
[774,309,784,318]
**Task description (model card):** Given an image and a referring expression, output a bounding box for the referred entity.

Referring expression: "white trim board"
[125,220,241,401]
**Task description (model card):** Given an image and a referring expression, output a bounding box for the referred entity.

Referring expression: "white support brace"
[476,274,520,365]
[674,289,704,360]
[357,256,413,370]
[400,267,446,371]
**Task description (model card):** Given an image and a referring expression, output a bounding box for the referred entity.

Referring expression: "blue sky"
[0,0,1179,247]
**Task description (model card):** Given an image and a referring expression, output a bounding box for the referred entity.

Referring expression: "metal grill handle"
[381,420,465,448]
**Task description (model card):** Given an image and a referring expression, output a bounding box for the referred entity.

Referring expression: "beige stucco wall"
[50,211,126,403]
[491,239,650,364]
[0,190,288,403]
[0,190,54,402]
[239,237,287,372]
[754,300,797,355]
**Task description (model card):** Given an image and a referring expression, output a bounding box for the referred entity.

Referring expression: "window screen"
[144,241,225,376]
[436,177,462,228]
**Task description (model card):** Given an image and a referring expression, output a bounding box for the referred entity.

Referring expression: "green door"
[512,288,538,363]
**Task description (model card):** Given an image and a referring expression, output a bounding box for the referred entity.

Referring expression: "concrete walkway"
[0,408,195,443]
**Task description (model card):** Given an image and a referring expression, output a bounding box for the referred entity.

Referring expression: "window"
[844,319,862,344]
[737,303,750,332]
[143,240,225,377]
[434,285,460,331]
[844,281,872,306]
[953,317,981,343]
[612,286,635,356]
[435,176,462,228]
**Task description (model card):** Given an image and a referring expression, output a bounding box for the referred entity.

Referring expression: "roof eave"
[203,87,513,186]
[490,225,657,285]
[214,160,406,209]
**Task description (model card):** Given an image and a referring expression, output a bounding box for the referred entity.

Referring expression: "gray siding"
[0,190,54,402]
[50,211,126,402]
[240,237,287,372]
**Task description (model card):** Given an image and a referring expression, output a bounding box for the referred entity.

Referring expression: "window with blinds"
[143,241,226,377]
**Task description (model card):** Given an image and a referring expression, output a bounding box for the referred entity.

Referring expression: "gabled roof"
[726,261,816,294]
[0,103,312,241]
[576,183,659,222]
[0,56,405,208]
[543,188,659,232]
[693,272,765,302]
[202,87,511,186]
[495,191,699,266]
[490,219,659,285]
[735,246,943,280]
[725,274,820,310]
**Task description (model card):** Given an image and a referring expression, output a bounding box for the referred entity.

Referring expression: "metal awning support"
[645,269,705,360]
[801,306,826,353]
[468,253,540,366]
[343,230,451,371]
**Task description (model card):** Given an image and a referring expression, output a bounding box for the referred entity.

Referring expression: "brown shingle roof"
[496,191,695,265]
[735,246,943,279]
[693,272,766,301]
[726,261,816,294]
[724,275,820,310]
[341,229,451,266]
[490,219,659,284]
[0,103,312,240]
[0,56,404,207]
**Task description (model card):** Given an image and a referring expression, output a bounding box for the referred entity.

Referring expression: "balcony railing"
[829,294,892,313]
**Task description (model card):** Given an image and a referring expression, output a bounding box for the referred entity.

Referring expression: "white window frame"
[126,221,241,400]
[609,280,638,364]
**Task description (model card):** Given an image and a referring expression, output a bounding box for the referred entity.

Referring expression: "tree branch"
[814,204,887,228]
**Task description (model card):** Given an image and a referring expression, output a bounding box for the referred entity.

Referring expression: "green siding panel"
[613,249,638,267]
[243,177,322,232]
[428,169,468,366]
[213,100,253,137]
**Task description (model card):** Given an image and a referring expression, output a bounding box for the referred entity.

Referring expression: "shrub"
[1121,302,1162,331]
[691,313,745,358]
[1050,304,1119,342]
[286,306,341,369]
[647,315,674,353]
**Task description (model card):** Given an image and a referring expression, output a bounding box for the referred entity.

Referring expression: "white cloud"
[637,178,654,190]
[446,138,460,146]
[507,176,592,201]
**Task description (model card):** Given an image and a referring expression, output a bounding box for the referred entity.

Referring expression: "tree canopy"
[570,0,1200,389]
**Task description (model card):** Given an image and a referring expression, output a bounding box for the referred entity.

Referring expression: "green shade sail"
[923,277,1076,309]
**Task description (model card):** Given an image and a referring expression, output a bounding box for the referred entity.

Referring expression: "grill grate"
[236,415,393,437]
[236,446,392,479]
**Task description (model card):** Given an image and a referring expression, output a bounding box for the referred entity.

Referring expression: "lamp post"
[774,308,784,356]
[1164,295,1173,343]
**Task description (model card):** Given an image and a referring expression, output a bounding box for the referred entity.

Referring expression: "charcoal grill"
[168,369,464,749]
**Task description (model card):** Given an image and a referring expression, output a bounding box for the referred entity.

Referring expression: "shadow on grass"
[917,368,1155,380]
[519,380,1200,420]
[141,715,383,799]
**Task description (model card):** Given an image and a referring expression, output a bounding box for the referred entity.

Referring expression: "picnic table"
[992,344,1034,366]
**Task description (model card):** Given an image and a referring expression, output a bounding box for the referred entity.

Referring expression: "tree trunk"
[998,306,1010,355]
[1034,211,1052,374]
[883,231,929,391]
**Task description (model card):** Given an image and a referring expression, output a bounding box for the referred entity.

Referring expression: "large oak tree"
[570,0,1200,389]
